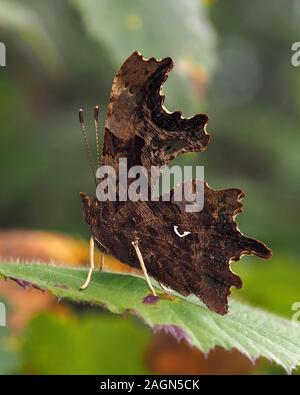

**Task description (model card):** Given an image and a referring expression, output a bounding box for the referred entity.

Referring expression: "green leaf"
[22,312,150,374]
[71,0,217,113]
[1,261,300,373]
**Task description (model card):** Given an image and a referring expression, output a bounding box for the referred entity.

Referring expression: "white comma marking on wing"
[173,225,191,238]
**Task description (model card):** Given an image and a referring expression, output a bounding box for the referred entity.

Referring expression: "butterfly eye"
[173,225,191,238]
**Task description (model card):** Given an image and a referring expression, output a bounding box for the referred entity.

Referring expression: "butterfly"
[78,51,272,315]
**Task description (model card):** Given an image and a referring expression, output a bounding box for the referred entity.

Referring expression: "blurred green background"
[0,0,299,375]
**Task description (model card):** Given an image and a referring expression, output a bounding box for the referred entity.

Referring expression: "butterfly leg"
[132,241,157,297]
[159,282,171,293]
[93,236,105,271]
[80,236,95,290]
[99,252,104,271]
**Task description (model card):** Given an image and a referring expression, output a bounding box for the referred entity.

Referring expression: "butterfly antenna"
[79,108,97,186]
[94,105,100,168]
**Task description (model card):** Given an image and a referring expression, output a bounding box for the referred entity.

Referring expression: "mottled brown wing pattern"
[80,52,272,315]
[102,51,209,174]
[84,182,271,315]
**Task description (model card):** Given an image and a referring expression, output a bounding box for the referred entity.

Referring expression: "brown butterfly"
[78,51,272,315]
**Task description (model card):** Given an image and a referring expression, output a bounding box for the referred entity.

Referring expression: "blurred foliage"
[22,313,150,374]
[0,0,61,73]
[146,333,256,375]
[234,255,300,318]
[0,0,300,375]
[0,324,19,374]
[202,0,300,257]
